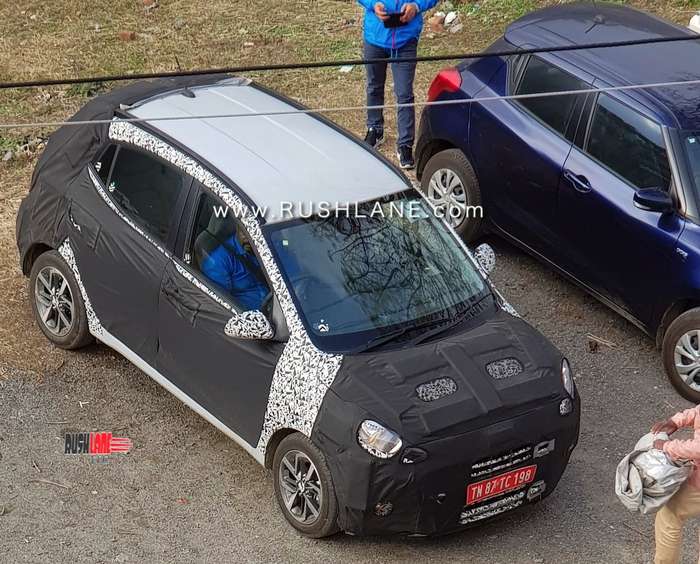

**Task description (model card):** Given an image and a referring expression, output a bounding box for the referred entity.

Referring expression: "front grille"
[459,491,526,524]
[470,444,533,479]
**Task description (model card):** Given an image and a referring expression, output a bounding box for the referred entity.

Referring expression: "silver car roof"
[127,79,409,223]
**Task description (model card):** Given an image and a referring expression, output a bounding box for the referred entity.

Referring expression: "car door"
[156,184,283,447]
[469,54,591,261]
[66,143,191,364]
[558,91,684,324]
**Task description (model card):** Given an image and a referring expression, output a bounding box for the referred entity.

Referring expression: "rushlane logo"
[64,432,132,456]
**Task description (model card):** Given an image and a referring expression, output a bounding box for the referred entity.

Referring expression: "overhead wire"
[1,76,699,129]
[0,33,699,90]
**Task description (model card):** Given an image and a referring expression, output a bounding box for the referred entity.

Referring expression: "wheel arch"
[22,242,53,276]
[656,299,700,349]
[264,428,299,469]
[416,139,458,180]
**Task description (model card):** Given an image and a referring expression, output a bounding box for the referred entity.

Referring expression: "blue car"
[416,2,700,401]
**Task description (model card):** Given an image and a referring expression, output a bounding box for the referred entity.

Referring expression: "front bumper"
[318,395,580,536]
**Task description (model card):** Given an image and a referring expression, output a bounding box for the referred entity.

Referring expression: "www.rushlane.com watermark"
[212,201,484,221]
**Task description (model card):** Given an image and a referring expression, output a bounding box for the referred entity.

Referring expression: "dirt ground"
[3,0,700,562]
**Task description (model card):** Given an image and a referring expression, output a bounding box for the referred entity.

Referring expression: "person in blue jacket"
[201,235,269,312]
[357,0,438,170]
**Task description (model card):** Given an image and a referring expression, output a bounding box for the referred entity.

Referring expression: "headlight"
[561,358,575,398]
[357,420,403,459]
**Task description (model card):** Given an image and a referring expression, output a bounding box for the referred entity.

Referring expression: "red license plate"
[466,464,537,505]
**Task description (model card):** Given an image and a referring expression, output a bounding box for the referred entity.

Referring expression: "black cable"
[1,33,699,90]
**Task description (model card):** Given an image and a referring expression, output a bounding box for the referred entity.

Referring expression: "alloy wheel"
[278,449,323,525]
[674,329,700,391]
[427,168,468,228]
[35,266,74,337]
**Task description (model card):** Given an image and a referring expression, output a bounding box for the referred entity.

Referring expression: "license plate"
[466,464,537,505]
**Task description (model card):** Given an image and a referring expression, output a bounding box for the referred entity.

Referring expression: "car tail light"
[427,68,462,102]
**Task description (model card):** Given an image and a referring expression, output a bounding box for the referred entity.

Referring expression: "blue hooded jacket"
[357,0,439,50]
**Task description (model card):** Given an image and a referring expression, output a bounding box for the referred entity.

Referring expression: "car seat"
[193,212,238,273]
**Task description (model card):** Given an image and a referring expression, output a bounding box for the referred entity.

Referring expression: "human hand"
[653,439,668,451]
[400,2,419,23]
[374,2,389,21]
[651,419,678,435]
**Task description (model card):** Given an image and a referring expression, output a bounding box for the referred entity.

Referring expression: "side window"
[188,192,270,312]
[586,94,671,190]
[108,146,188,242]
[94,144,117,185]
[515,56,588,137]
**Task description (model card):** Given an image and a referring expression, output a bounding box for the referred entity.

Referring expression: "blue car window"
[515,56,588,137]
[587,94,671,191]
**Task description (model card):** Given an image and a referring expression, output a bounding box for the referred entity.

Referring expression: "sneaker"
[364,127,384,149]
[397,145,415,170]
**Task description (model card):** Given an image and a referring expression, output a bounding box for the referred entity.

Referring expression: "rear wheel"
[29,250,93,350]
[662,308,700,402]
[272,433,339,538]
[421,148,482,241]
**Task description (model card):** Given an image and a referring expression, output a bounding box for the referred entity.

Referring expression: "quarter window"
[108,147,188,242]
[515,56,588,136]
[586,94,671,190]
[94,144,117,185]
[188,192,270,312]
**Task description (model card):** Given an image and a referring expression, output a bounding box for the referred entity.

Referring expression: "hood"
[329,309,565,444]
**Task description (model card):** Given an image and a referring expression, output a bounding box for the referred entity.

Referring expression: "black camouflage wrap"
[312,308,580,535]
[16,74,229,273]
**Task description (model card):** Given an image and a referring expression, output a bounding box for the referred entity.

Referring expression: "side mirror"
[633,188,673,213]
[474,243,496,276]
[225,310,274,340]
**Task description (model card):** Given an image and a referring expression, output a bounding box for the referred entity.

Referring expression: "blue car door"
[557,90,684,325]
[469,54,591,262]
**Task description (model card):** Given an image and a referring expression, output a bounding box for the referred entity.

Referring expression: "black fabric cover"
[312,309,581,535]
[157,261,283,446]
[16,74,231,273]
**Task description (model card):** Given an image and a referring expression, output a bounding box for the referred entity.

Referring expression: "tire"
[421,148,482,242]
[272,433,339,538]
[662,307,700,402]
[29,250,93,350]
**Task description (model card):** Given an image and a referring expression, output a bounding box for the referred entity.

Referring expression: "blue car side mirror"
[633,188,674,214]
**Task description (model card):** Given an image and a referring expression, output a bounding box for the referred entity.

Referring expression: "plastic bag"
[615,432,693,515]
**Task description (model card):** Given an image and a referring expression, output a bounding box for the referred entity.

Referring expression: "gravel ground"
[1,236,698,563]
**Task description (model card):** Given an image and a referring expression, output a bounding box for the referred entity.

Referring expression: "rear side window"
[108,147,188,242]
[586,94,671,190]
[515,56,588,136]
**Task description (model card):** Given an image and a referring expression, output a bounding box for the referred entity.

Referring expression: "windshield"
[265,191,490,352]
[682,131,700,193]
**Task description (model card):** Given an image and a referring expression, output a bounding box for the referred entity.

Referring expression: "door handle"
[563,170,592,194]
[162,277,199,314]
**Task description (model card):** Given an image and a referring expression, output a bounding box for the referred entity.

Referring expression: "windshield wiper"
[348,326,412,354]
[410,294,492,347]
[348,315,452,354]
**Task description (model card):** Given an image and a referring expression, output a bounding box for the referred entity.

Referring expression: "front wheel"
[272,433,339,538]
[421,148,482,242]
[662,308,700,402]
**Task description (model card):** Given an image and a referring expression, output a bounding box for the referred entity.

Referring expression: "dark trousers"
[364,39,418,148]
